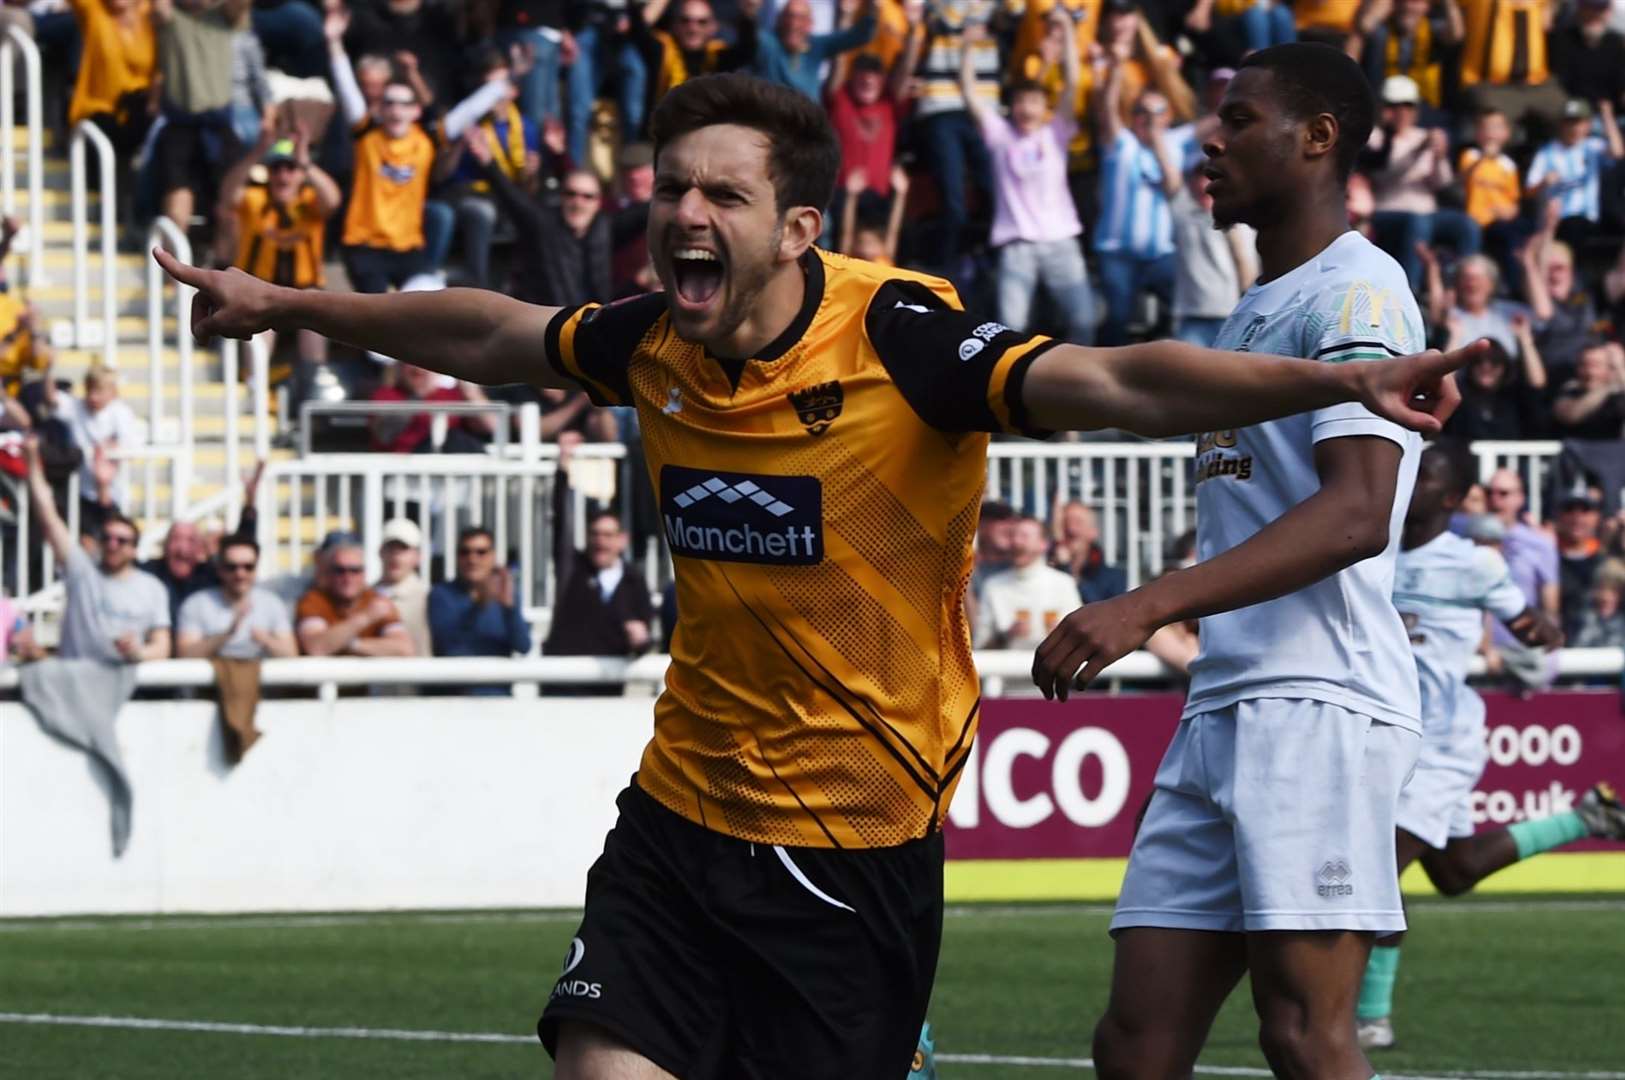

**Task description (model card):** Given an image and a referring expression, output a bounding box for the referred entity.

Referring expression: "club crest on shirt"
[380,161,418,185]
[788,380,843,436]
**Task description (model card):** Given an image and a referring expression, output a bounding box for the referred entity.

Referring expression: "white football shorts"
[1395,703,1488,850]
[1111,698,1420,934]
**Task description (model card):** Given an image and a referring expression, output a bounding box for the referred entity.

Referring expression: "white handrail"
[0,649,1616,692]
[222,337,241,524]
[0,25,44,286]
[68,119,117,369]
[145,218,193,444]
[251,333,270,461]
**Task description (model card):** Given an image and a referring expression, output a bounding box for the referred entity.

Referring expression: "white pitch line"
[2,1013,1622,1080]
[3,897,1618,934]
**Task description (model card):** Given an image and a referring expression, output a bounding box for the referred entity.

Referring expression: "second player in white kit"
[1114,232,1426,936]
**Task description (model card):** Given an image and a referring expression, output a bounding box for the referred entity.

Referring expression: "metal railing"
[0,24,44,287]
[255,453,560,613]
[0,649,1616,700]
[298,400,514,456]
[0,471,78,599]
[1470,440,1565,522]
[145,218,195,452]
[69,120,117,369]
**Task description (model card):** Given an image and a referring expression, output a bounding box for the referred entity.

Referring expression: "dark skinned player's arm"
[1031,436,1402,699]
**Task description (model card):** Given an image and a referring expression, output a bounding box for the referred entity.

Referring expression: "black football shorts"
[538,779,944,1078]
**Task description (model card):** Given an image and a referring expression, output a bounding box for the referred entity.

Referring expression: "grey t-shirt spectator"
[1171,188,1254,320]
[177,586,293,660]
[58,547,172,663]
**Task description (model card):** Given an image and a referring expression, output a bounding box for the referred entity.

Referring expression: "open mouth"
[671,247,725,308]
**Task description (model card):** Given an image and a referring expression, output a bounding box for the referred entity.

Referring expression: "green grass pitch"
[2,896,1621,1078]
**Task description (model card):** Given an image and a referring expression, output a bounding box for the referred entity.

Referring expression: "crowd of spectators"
[12,0,1625,675]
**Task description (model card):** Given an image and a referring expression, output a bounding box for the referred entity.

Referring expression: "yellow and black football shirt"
[544,249,1058,849]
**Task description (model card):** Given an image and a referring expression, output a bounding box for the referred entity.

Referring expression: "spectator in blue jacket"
[754,0,876,101]
[428,527,532,692]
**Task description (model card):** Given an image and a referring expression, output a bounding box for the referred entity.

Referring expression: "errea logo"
[1316,859,1354,898]
[959,321,1009,361]
[662,465,823,566]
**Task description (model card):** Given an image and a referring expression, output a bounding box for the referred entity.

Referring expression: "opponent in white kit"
[1031,43,1446,1079]
[1354,443,1625,1051]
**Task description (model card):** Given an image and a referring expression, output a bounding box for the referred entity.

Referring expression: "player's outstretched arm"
[1031,436,1403,700]
[1020,338,1477,438]
[152,248,570,389]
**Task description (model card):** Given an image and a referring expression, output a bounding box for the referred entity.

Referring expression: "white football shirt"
[1185,230,1426,732]
[1393,531,1528,739]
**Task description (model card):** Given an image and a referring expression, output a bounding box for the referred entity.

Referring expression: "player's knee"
[1092,1012,1184,1080]
[1425,858,1478,897]
[1257,1011,1354,1079]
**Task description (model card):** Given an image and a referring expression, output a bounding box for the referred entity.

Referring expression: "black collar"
[710,249,824,391]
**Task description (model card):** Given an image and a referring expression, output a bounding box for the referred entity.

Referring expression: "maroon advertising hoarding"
[943,691,1625,860]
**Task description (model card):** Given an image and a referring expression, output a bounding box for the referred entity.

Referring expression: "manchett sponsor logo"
[560,938,586,976]
[661,466,823,566]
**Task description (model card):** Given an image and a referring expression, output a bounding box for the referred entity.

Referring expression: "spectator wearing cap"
[568,2,650,167]
[754,0,877,101]
[1551,341,1625,439]
[1555,481,1606,642]
[176,535,296,660]
[1527,97,1624,230]
[959,15,1093,344]
[295,536,415,656]
[428,527,532,687]
[374,517,430,656]
[215,124,341,404]
[1549,0,1625,114]
[1349,0,1462,119]
[1456,0,1567,135]
[1363,74,1481,294]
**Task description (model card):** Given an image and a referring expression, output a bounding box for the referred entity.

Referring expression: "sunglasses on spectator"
[562,188,600,201]
[331,563,366,575]
[221,560,257,572]
[103,533,136,548]
[458,545,493,556]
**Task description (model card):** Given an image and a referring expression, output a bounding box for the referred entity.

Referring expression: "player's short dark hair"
[1238,42,1375,181]
[651,73,841,215]
[1422,440,1476,501]
[219,534,260,560]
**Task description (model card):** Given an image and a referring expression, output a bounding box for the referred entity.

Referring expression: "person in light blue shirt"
[1526,97,1624,224]
[754,0,876,100]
